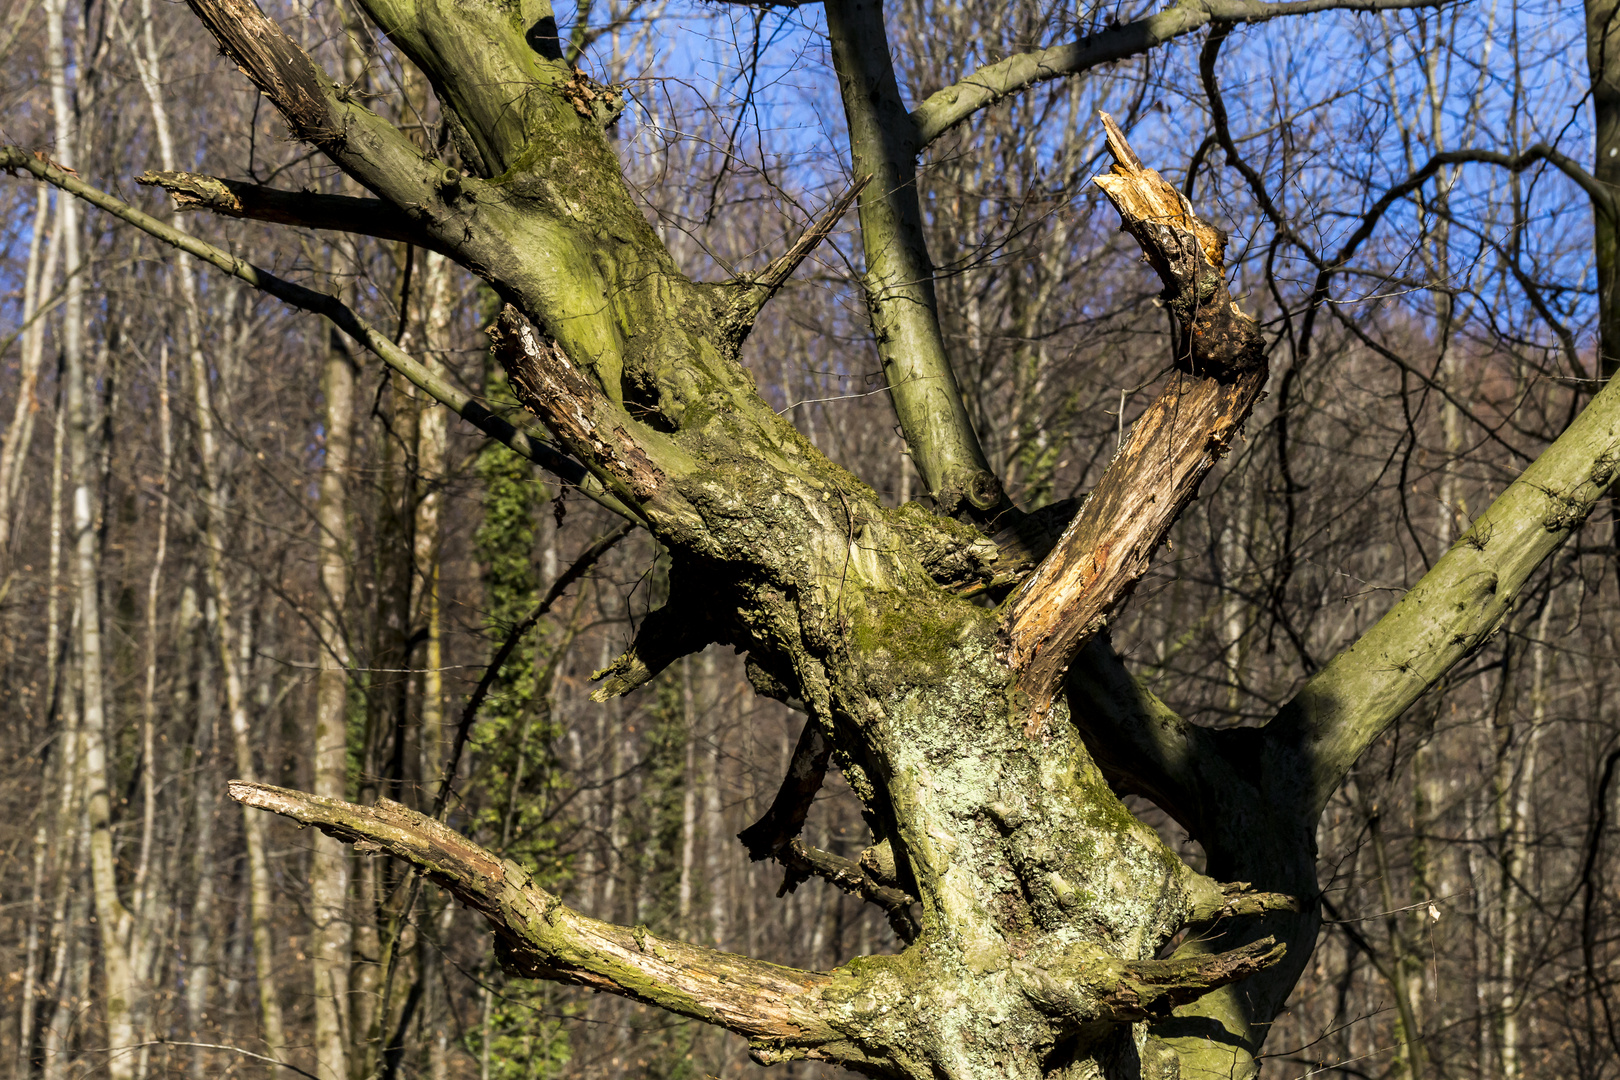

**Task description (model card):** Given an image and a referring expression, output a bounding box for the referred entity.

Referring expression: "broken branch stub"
[1002,116,1268,724]
[1092,112,1264,379]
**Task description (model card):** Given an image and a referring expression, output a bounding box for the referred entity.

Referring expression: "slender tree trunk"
[16,305,68,1080]
[16,817,47,1079]
[1588,0,1620,587]
[0,183,55,569]
[1590,0,1620,381]
[187,284,286,1058]
[184,598,218,1080]
[1495,602,1552,1080]
[414,250,451,792]
[40,867,87,1080]
[129,339,171,1011]
[1371,810,1428,1080]
[45,0,139,1072]
[311,323,358,1080]
[702,653,727,948]
[677,657,698,928]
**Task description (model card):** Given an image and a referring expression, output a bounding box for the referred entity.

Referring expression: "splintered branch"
[1000,117,1269,726]
[227,783,852,1047]
[136,170,438,250]
[1092,113,1263,379]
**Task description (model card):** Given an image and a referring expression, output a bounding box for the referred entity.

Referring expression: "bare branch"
[1268,367,1620,818]
[909,0,1440,150]
[226,782,860,1051]
[736,718,831,860]
[825,0,1005,518]
[728,174,869,329]
[0,147,636,521]
[136,170,441,250]
[1001,119,1267,725]
[774,839,921,942]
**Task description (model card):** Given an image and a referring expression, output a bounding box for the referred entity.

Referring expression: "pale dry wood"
[1002,115,1268,725]
[489,307,665,503]
[226,782,860,1052]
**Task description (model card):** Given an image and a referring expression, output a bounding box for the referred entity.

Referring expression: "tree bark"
[20,0,1616,1073]
[823,0,1003,517]
[311,319,357,1080]
[188,298,286,1059]
[45,1,140,1073]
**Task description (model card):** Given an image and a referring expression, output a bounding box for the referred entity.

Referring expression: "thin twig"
[115,1042,322,1080]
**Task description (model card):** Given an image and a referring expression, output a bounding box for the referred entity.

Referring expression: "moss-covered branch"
[825,0,1004,518]
[182,0,451,210]
[908,0,1442,150]
[1269,364,1620,818]
[1064,636,1228,838]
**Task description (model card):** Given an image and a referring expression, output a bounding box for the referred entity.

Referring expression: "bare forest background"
[0,0,1615,1078]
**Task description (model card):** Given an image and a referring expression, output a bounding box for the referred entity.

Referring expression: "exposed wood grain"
[227,781,843,1042]
[1002,116,1268,727]
[489,306,665,501]
[183,0,336,144]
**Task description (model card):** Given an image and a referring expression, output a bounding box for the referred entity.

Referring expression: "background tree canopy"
[1,0,1619,1077]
